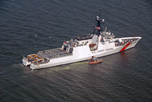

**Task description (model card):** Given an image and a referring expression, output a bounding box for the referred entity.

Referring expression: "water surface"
[0,0,152,101]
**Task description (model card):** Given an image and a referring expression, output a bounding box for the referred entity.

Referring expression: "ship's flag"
[95,26,101,30]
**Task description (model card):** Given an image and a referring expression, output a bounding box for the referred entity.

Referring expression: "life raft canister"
[89,43,96,47]
[33,54,38,57]
[28,55,31,58]
[34,59,37,61]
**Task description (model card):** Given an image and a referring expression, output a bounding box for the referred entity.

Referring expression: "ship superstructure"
[22,10,142,69]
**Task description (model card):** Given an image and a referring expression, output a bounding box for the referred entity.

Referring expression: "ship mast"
[93,8,104,36]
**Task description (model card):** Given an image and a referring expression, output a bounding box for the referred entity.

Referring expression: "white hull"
[26,37,141,69]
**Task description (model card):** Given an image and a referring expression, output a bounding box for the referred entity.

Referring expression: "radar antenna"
[93,8,104,36]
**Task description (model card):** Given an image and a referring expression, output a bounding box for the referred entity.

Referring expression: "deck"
[37,48,72,59]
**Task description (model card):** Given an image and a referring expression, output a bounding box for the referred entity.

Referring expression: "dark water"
[0,0,152,101]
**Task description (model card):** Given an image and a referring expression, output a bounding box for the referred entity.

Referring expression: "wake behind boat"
[22,9,142,70]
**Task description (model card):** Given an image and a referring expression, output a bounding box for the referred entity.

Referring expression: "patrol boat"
[22,10,142,69]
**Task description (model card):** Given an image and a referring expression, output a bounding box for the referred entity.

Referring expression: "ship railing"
[75,34,93,41]
[70,41,89,47]
[114,38,138,47]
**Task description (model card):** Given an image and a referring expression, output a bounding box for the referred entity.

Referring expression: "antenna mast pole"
[99,8,101,18]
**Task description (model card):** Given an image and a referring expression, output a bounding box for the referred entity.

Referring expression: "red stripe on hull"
[120,42,132,52]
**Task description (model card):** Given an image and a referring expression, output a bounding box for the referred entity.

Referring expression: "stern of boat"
[22,57,31,66]
[30,63,37,69]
